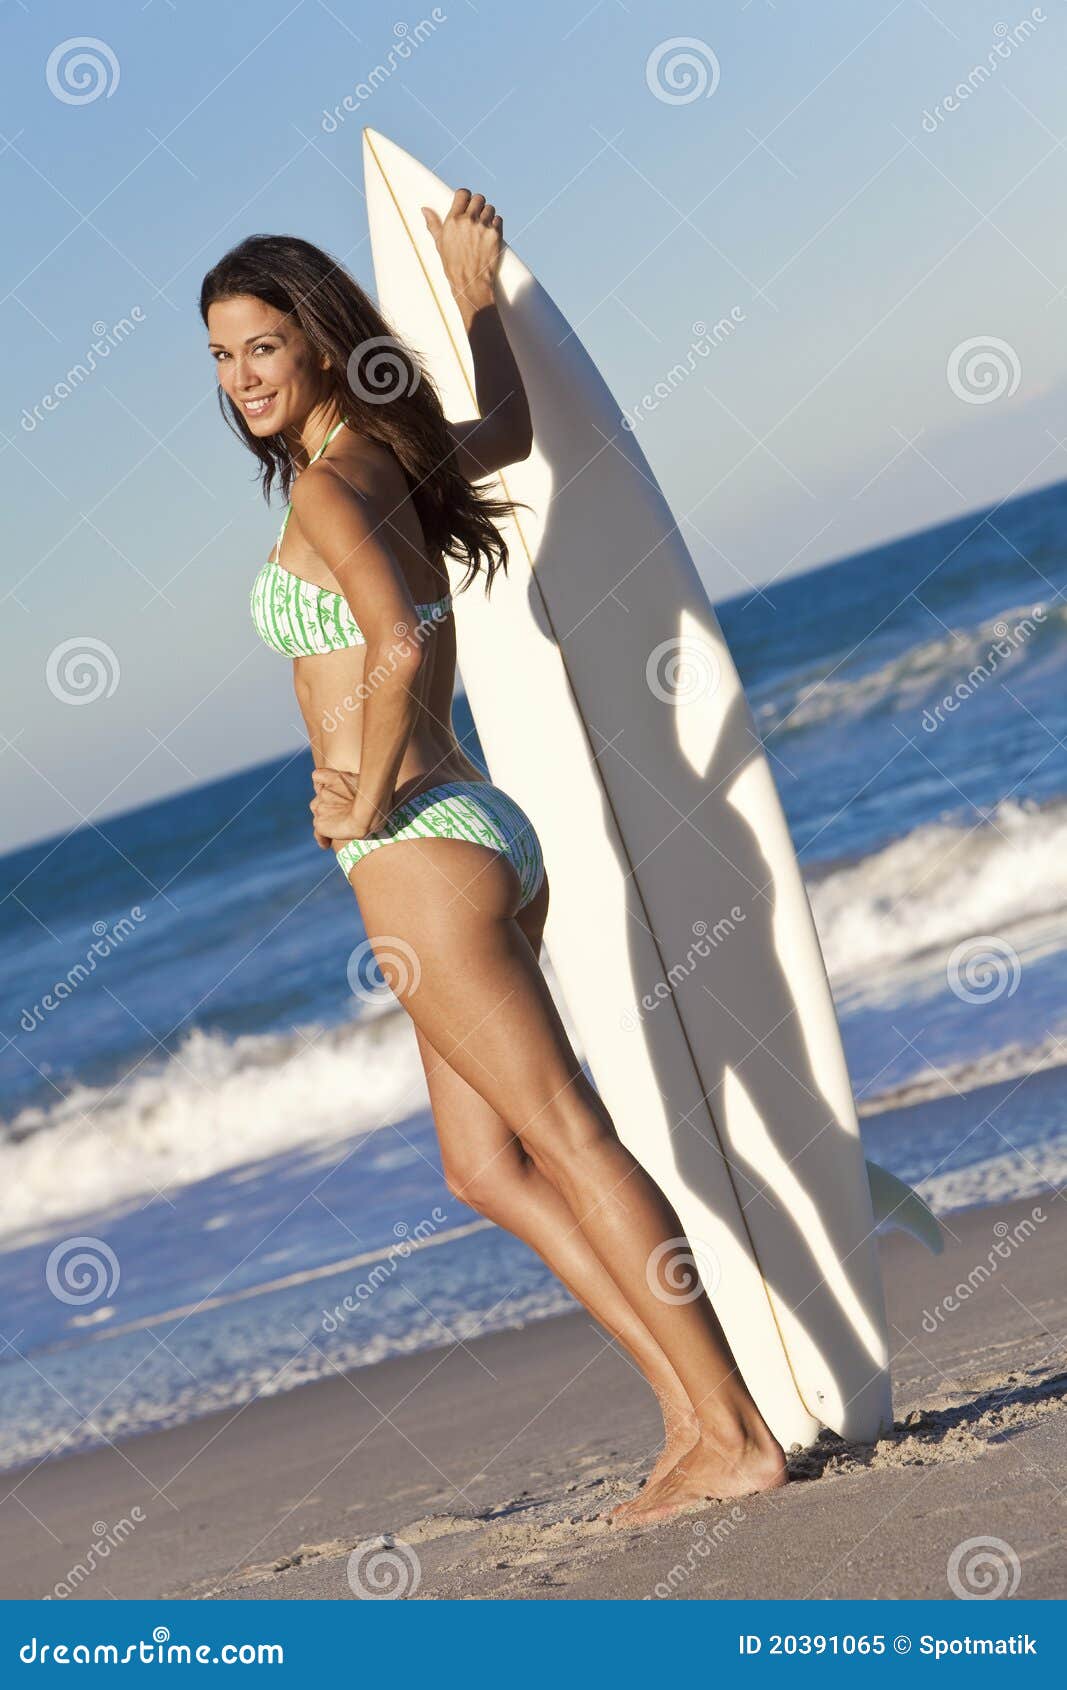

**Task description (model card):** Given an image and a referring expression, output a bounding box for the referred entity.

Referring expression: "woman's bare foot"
[607,1402,701,1523]
[618,1426,789,1526]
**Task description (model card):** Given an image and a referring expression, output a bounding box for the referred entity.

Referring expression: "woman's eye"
[211,343,276,361]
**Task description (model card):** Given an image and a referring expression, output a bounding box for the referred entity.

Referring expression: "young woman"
[202,189,787,1526]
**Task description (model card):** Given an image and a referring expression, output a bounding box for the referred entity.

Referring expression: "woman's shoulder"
[305,427,404,505]
[291,428,395,514]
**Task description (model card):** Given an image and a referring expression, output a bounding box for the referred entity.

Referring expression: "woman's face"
[207,295,324,440]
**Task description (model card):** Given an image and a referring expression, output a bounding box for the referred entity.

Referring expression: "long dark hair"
[199,233,520,596]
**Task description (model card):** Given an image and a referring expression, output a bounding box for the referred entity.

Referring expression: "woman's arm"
[422,189,533,480]
[292,463,425,840]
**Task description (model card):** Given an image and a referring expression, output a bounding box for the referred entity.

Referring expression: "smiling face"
[207,294,327,439]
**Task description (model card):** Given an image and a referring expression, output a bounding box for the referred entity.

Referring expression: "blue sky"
[3,0,1066,852]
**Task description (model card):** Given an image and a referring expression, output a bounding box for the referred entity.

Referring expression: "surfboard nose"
[362,128,406,172]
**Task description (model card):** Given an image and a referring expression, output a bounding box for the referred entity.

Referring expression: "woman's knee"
[519,1088,618,1187]
[442,1146,533,1219]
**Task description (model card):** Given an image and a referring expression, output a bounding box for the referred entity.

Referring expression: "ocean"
[1,478,1064,1471]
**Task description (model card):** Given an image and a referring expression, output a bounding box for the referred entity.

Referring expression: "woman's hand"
[424,189,531,476]
[421,189,503,318]
[310,768,392,845]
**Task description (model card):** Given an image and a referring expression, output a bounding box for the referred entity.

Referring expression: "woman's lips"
[244,394,276,417]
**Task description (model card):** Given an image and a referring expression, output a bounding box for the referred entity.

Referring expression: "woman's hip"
[333,778,545,909]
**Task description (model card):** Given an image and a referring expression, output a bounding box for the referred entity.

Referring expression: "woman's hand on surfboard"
[420,188,532,471]
[310,767,390,842]
[421,189,503,314]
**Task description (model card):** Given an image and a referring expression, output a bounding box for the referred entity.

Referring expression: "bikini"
[250,421,454,658]
[249,420,545,910]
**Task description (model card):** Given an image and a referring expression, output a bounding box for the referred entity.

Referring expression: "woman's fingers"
[311,765,353,794]
[436,187,503,237]
[310,791,343,816]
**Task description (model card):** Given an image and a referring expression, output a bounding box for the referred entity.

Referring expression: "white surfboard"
[364,129,894,1449]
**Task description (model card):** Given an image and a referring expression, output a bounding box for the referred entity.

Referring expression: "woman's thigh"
[413,1021,524,1202]
[410,867,551,1194]
[347,835,592,1142]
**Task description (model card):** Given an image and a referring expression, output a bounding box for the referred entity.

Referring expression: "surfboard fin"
[866,1159,944,1255]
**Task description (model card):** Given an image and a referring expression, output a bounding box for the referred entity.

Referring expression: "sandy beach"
[1,1191,1064,1602]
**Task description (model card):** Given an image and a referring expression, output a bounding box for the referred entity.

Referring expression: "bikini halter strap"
[275,419,348,555]
[308,418,348,463]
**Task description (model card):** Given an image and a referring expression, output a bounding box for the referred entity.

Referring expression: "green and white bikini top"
[250,419,452,658]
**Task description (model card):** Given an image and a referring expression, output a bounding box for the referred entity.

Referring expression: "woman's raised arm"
[422,188,532,480]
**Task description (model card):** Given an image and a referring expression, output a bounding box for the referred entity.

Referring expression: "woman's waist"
[392,749,488,807]
[318,745,486,802]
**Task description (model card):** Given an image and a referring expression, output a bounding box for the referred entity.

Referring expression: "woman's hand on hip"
[310,767,391,842]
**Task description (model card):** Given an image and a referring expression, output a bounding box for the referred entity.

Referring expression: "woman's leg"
[348,834,787,1523]
[411,1016,699,1495]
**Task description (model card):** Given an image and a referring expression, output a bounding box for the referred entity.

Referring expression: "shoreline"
[1,1192,1064,1600]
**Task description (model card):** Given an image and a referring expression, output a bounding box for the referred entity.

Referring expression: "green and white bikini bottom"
[334,779,546,911]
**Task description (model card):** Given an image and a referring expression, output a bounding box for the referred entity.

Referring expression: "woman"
[202,188,787,1527]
